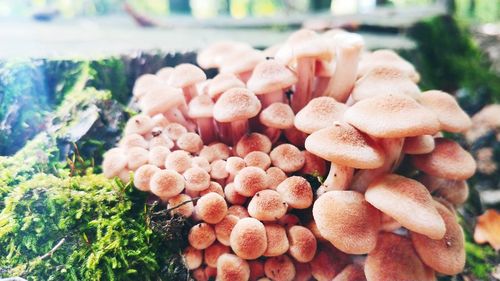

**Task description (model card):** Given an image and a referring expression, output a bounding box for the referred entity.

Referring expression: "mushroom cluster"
[103,28,476,281]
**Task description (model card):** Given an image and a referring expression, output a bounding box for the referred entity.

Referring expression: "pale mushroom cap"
[235,133,272,157]
[295,97,348,134]
[275,29,332,64]
[188,94,214,119]
[332,264,367,281]
[199,181,224,197]
[151,113,170,128]
[188,222,216,250]
[183,246,203,270]
[209,142,232,161]
[133,73,163,98]
[216,253,251,281]
[213,88,262,122]
[312,190,381,254]
[197,40,252,69]
[164,123,188,141]
[365,174,446,239]
[365,233,435,281]
[149,133,174,149]
[134,164,160,191]
[345,94,440,138]
[287,225,317,263]
[264,255,296,281]
[276,176,313,209]
[227,205,250,219]
[305,122,385,169]
[184,166,211,191]
[220,48,265,74]
[196,192,228,224]
[215,214,239,246]
[419,90,472,133]
[210,159,229,180]
[419,174,469,205]
[248,189,288,221]
[224,183,248,205]
[403,135,435,155]
[102,149,127,178]
[266,167,288,189]
[226,156,246,174]
[165,150,192,173]
[156,67,174,81]
[411,201,465,275]
[125,114,154,135]
[167,193,194,217]
[119,133,149,149]
[249,260,265,281]
[205,241,231,268]
[300,151,327,177]
[118,168,132,183]
[150,169,185,200]
[310,243,350,281]
[192,156,212,173]
[259,103,295,129]
[263,223,290,257]
[140,86,185,116]
[177,132,203,154]
[148,146,170,168]
[234,166,269,197]
[244,151,271,170]
[230,217,267,259]
[270,144,305,173]
[247,60,298,94]
[358,49,419,82]
[208,73,246,100]
[126,147,149,170]
[411,138,476,180]
[168,63,206,88]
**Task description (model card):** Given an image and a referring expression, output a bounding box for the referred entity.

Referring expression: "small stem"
[217,122,233,145]
[196,118,217,144]
[166,197,200,213]
[259,90,284,109]
[39,238,66,260]
[231,119,249,145]
[322,163,353,191]
[291,57,315,113]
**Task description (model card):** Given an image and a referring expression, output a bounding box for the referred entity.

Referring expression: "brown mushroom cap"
[293,261,312,281]
[278,214,300,228]
[213,88,262,122]
[184,167,211,191]
[313,190,381,254]
[150,169,185,199]
[259,103,295,129]
[287,225,317,262]
[276,176,313,209]
[148,146,170,168]
[183,245,203,270]
[249,260,265,281]
[167,193,194,217]
[263,223,290,257]
[234,166,269,196]
[216,253,251,281]
[365,174,446,239]
[224,183,248,205]
[192,268,207,281]
[310,243,350,281]
[264,255,296,281]
[411,138,476,180]
[418,174,469,205]
[248,189,288,221]
[332,264,366,281]
[215,214,239,246]
[230,217,267,259]
[244,151,271,170]
[188,222,216,250]
[196,192,228,224]
[126,147,149,170]
[270,144,305,173]
[102,148,128,178]
[411,201,465,275]
[403,135,435,155]
[208,73,246,101]
[125,114,154,135]
[365,233,435,281]
[305,122,385,169]
[344,94,440,138]
[165,150,192,173]
[266,167,288,189]
[247,60,298,94]
[167,63,206,88]
[204,241,230,268]
[419,90,472,133]
[235,133,272,157]
[295,97,347,134]
[134,164,161,191]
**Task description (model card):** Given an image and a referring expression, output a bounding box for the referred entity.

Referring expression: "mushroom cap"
[412,138,476,180]
[165,150,192,173]
[270,144,305,173]
[247,60,298,94]
[263,223,290,257]
[208,73,246,101]
[332,264,366,281]
[358,49,419,82]
[227,205,250,219]
[419,174,469,205]
[102,149,127,178]
[215,214,239,246]
[226,156,246,174]
[183,246,203,270]
[305,122,385,169]
[248,189,288,221]
[266,167,288,189]
[264,255,296,281]
[230,217,267,259]
[167,193,194,217]
[283,127,307,148]
[209,142,231,160]
[133,74,164,98]
[168,63,206,88]
[164,123,188,141]
[196,192,228,224]
[210,159,229,180]
[365,233,435,281]
[300,151,327,177]
[419,90,472,133]
[287,225,317,263]
[188,222,216,250]
[148,146,170,168]
[151,113,170,128]
[403,135,435,155]
[276,176,313,209]
[119,133,149,149]
[126,147,149,170]
[156,67,174,81]
[125,114,154,135]
[293,261,312,281]
[234,166,269,197]
[310,243,350,281]
[134,164,160,191]
[204,241,231,268]
[177,132,203,154]
[312,190,381,254]
[192,156,212,173]
[275,29,332,64]
[365,174,446,239]
[199,181,224,197]
[216,253,251,281]
[188,94,214,119]
[295,97,347,134]
[220,48,265,74]
[344,94,440,138]
[235,133,272,157]
[150,169,185,199]
[224,183,248,205]
[140,86,185,116]
[249,260,265,281]
[191,268,207,281]
[205,266,217,279]
[148,133,174,149]
[213,88,262,122]
[277,214,300,228]
[244,151,271,170]
[259,103,295,129]
[411,201,466,275]
[197,40,252,69]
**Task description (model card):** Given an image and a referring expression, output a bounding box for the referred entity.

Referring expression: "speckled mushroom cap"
[125,114,154,135]
[230,217,267,259]
[150,169,186,199]
[264,255,296,281]
[403,135,436,155]
[234,166,269,196]
[188,94,214,119]
[205,242,231,268]
[246,60,298,94]
[167,193,194,218]
[133,74,164,99]
[140,86,185,116]
[197,41,252,69]
[248,189,288,221]
[358,49,420,82]
[244,151,271,170]
[411,138,476,180]
[294,97,347,134]
[411,200,465,275]
[177,133,203,154]
[365,174,446,239]
[365,233,435,281]
[263,223,289,257]
[216,253,251,281]
[102,149,127,178]
[167,63,207,88]
[215,214,239,246]
[275,29,332,65]
[134,164,160,191]
[310,243,350,281]
[208,73,245,100]
[332,264,366,281]
[119,133,148,149]
[227,205,250,219]
[270,144,305,173]
[183,246,203,270]
[418,90,472,133]
[305,122,385,169]
[266,167,288,189]
[126,147,149,170]
[287,225,317,263]
[259,103,295,129]
[188,222,216,250]
[235,133,272,157]
[224,183,247,205]
[276,176,313,209]
[195,192,228,224]
[219,48,265,74]
[213,88,262,122]
[312,191,381,254]
[350,65,421,102]
[165,150,192,173]
[344,94,440,138]
[418,174,469,205]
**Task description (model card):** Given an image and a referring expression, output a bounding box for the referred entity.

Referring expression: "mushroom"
[148,146,170,168]
[192,268,207,281]
[132,73,164,100]
[192,156,212,173]
[287,225,317,262]
[230,217,267,259]
[247,189,288,221]
[183,166,211,191]
[249,260,265,281]
[205,267,217,280]
[266,167,288,189]
[197,41,252,69]
[208,142,232,160]
[264,255,296,281]
[244,151,271,170]
[199,181,224,197]
[140,85,190,127]
[263,223,290,257]
[235,133,272,157]
[216,253,251,281]
[126,147,149,170]
[310,243,350,281]
[204,241,230,268]
[208,73,246,101]
[156,67,174,81]
[195,192,228,224]
[150,169,185,200]
[133,164,160,192]
[270,144,305,173]
[418,174,469,205]
[227,205,250,219]
[119,133,149,149]
[167,193,194,217]
[177,132,203,154]
[300,151,327,177]
[278,214,300,228]
[332,264,366,281]
[102,148,128,178]
[276,176,313,209]
[188,222,216,250]
[293,261,312,281]
[294,96,347,134]
[188,94,217,144]
[403,135,435,155]
[164,122,188,141]
[165,150,192,173]
[183,246,203,270]
[124,114,154,135]
[215,214,239,246]
[234,166,269,197]
[357,49,420,82]
[224,183,247,205]
[259,102,295,142]
[210,159,229,181]
[225,156,246,182]
[220,48,265,82]
[168,63,207,103]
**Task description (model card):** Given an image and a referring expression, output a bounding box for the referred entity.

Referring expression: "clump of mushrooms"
[103,28,475,281]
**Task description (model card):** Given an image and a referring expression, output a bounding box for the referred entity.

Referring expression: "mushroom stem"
[259,90,284,109]
[217,122,233,145]
[231,119,249,145]
[183,85,199,103]
[165,108,191,127]
[238,70,253,83]
[196,117,218,144]
[291,57,315,113]
[322,162,354,191]
[314,76,331,98]
[263,127,281,144]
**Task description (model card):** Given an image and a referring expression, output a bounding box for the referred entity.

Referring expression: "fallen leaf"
[474,209,500,251]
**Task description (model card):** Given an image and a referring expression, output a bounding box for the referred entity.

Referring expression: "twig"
[165,198,200,214]
[39,238,66,260]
